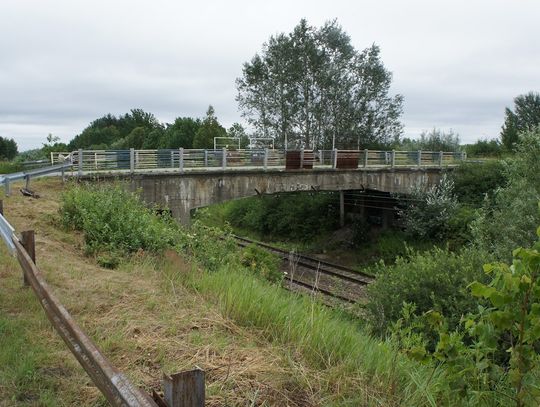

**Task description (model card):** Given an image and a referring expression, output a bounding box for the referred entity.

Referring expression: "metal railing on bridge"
[49,148,466,175]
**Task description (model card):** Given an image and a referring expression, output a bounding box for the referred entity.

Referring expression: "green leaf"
[469,281,495,298]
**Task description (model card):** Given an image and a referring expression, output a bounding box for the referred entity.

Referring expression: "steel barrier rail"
[0,213,16,254]
[11,236,158,407]
[1,162,73,195]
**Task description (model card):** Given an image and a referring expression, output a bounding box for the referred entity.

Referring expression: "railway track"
[233,235,374,303]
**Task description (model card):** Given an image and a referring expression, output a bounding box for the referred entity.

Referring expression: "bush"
[239,244,282,283]
[365,247,490,336]
[60,184,179,258]
[449,161,507,207]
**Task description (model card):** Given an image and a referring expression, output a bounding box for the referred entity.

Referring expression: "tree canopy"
[0,136,18,160]
[500,91,540,150]
[236,19,403,150]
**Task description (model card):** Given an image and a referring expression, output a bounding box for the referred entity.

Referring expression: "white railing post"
[179,148,184,173]
[78,149,83,177]
[439,151,443,167]
[263,148,268,170]
[417,150,422,167]
[50,152,54,165]
[204,150,208,167]
[222,147,227,170]
[332,148,338,169]
[391,150,396,168]
[130,148,135,173]
[170,150,174,168]
[363,149,368,168]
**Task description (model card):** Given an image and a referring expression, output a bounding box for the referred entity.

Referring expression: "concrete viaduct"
[87,166,447,225]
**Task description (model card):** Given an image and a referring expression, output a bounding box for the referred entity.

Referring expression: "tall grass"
[178,265,449,406]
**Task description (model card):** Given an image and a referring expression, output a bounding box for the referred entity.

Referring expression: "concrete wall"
[100,167,446,224]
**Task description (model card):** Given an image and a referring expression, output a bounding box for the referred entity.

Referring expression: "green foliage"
[398,128,461,152]
[0,161,22,174]
[449,161,507,207]
[60,184,179,259]
[465,138,503,158]
[237,18,403,149]
[390,220,540,406]
[240,244,282,283]
[472,128,540,261]
[192,106,227,149]
[365,247,490,336]
[225,193,338,241]
[501,92,540,151]
[160,117,201,149]
[399,175,458,240]
[0,136,18,160]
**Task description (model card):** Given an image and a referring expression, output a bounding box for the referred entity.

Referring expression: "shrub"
[365,247,490,336]
[449,161,506,207]
[239,244,282,283]
[60,184,179,258]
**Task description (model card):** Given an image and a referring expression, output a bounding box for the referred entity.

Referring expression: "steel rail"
[12,237,158,407]
[0,213,16,254]
[233,236,373,284]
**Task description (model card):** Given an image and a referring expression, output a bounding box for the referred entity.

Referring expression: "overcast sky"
[1,0,539,151]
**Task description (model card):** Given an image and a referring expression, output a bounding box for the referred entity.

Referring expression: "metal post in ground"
[263,148,268,170]
[179,148,184,173]
[163,369,205,407]
[339,190,345,228]
[439,151,443,167]
[21,230,35,286]
[78,149,83,177]
[130,148,135,173]
[204,150,208,167]
[417,150,422,167]
[391,150,396,168]
[222,147,227,170]
[332,148,338,169]
[363,149,369,168]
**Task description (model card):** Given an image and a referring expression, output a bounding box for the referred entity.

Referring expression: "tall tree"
[501,91,540,150]
[0,136,18,160]
[192,106,227,149]
[236,19,403,149]
[160,117,201,149]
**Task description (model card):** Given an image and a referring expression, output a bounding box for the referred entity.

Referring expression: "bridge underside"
[102,167,445,225]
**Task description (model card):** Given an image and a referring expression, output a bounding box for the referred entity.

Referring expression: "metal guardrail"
[0,201,205,406]
[1,162,73,196]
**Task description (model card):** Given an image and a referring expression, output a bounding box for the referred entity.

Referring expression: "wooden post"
[21,230,35,286]
[163,369,205,407]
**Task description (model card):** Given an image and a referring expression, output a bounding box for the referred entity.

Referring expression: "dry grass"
[0,178,332,406]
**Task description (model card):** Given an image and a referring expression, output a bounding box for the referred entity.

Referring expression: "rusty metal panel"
[163,369,205,407]
[285,150,314,170]
[12,237,158,407]
[336,151,359,169]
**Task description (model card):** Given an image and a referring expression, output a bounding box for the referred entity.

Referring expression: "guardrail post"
[319,150,323,165]
[78,149,83,177]
[363,149,368,168]
[391,150,395,168]
[204,150,208,167]
[332,148,338,169]
[170,150,174,168]
[300,148,305,169]
[179,148,184,173]
[4,178,10,196]
[439,151,443,167]
[50,152,54,165]
[263,148,268,170]
[130,148,135,173]
[417,150,422,167]
[163,369,205,407]
[21,230,35,286]
[222,147,227,170]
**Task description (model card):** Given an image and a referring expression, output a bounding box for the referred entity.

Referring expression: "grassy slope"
[0,179,341,406]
